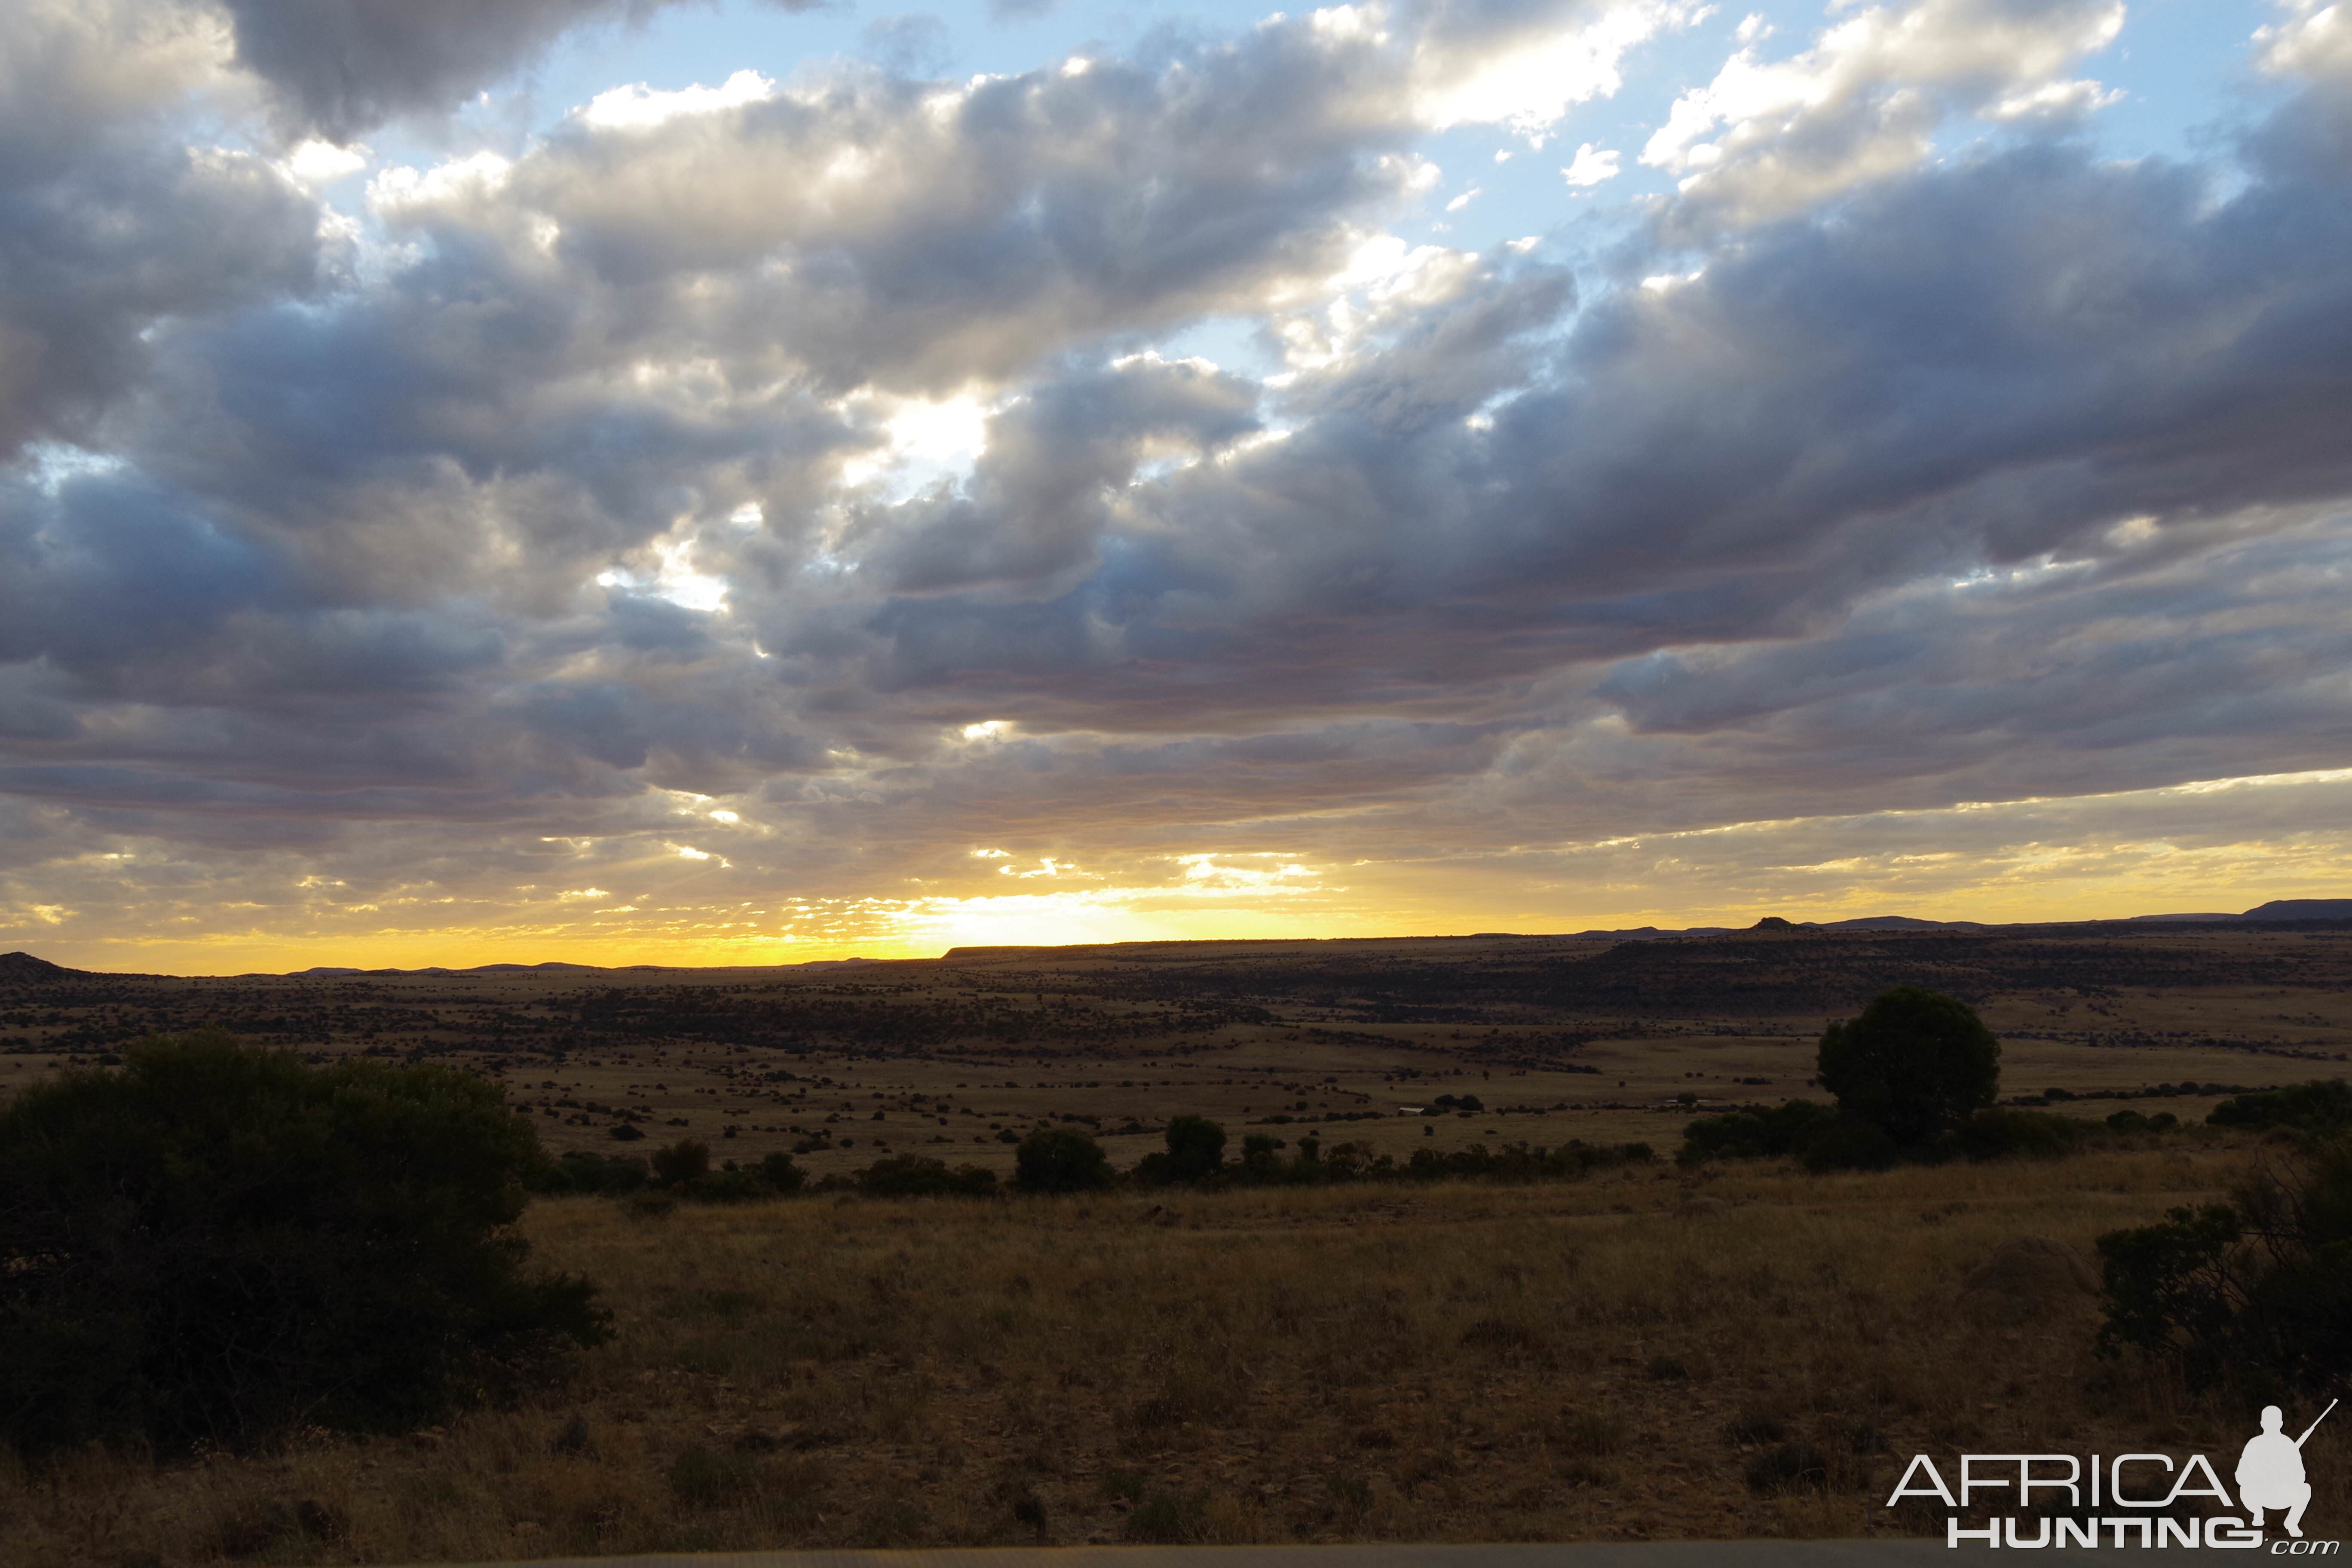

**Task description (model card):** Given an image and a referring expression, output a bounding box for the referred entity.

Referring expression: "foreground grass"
[9,1142,2345,1565]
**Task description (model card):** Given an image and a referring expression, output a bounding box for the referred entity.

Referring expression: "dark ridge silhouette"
[2242,899,2352,920]
[0,952,76,982]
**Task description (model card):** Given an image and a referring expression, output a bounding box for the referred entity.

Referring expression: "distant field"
[7,924,2350,1563]
[6,1142,2345,1565]
[3,924,2348,1177]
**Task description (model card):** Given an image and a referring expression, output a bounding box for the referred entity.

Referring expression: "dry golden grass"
[6,1142,2346,1566]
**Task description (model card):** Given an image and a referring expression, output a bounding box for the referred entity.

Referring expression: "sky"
[2,0,2350,973]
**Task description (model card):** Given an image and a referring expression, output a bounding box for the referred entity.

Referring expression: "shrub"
[1816,986,2001,1148]
[2208,1079,2352,1137]
[2095,1139,2352,1400]
[1014,1127,1112,1193]
[1797,1113,1901,1172]
[1678,1099,1837,1164]
[651,1139,712,1187]
[0,1031,609,1460]
[1949,1107,2092,1161]
[685,1167,769,1204]
[855,1155,997,1198]
[553,1151,649,1194]
[1161,1115,1229,1183]
[758,1152,805,1194]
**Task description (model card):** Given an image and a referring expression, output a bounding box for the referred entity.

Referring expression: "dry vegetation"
[6,927,2349,1564]
[6,1139,2344,1566]
[6,925,2351,1174]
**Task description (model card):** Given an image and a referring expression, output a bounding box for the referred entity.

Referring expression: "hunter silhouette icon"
[2238,1400,2334,1537]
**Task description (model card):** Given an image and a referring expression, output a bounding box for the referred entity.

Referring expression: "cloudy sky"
[2,0,2349,971]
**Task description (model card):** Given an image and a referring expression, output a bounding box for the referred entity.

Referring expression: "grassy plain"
[6,1142,2346,1565]
[3,924,2350,1564]
[5,924,2350,1169]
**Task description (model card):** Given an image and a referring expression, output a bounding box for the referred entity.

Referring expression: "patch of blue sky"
[340,0,2304,343]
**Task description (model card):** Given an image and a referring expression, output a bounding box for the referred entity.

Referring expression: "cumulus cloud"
[5,0,2352,963]
[0,1,329,453]
[1641,0,2125,229]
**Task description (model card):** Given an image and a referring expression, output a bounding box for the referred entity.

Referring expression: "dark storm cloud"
[217,0,821,143]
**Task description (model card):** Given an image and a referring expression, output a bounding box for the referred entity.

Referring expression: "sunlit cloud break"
[1,0,2349,971]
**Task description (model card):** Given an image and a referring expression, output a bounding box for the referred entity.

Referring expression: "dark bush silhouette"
[856,1155,997,1197]
[2096,1139,2352,1401]
[1948,1107,2093,1161]
[684,1167,770,1203]
[1798,1114,1902,1172]
[549,1151,649,1194]
[1014,1127,1113,1193]
[757,1152,805,1194]
[2208,1079,2352,1137]
[1134,1115,1227,1185]
[0,1031,609,1460]
[1816,985,2001,1148]
[1678,1099,1838,1164]
[650,1139,712,1187]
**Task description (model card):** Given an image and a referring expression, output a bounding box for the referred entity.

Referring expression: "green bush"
[1678,1099,1838,1164]
[0,1031,609,1460]
[1817,986,2001,1148]
[651,1139,712,1187]
[2208,1079,2352,1137]
[1147,1115,1228,1185]
[2096,1139,2352,1400]
[1948,1107,2092,1161]
[757,1152,805,1194]
[855,1154,998,1198]
[1797,1113,1902,1172]
[1014,1127,1112,1193]
[551,1151,649,1194]
[684,1167,769,1204]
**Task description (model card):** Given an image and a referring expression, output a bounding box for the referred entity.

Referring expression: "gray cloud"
[217,0,836,143]
[0,3,328,453]
[6,0,2352,960]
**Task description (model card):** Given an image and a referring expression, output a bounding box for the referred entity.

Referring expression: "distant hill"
[0,951,75,982]
[2128,900,2352,923]
[2240,899,2352,920]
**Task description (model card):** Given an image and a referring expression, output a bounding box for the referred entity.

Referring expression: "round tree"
[1014,1127,1112,1193]
[1816,985,2001,1147]
[1162,1114,1228,1182]
[0,1031,609,1460]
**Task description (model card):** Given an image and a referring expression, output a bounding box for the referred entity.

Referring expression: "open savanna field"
[6,1145,2349,1566]
[5,920,2351,1169]
[3,921,2350,1565]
